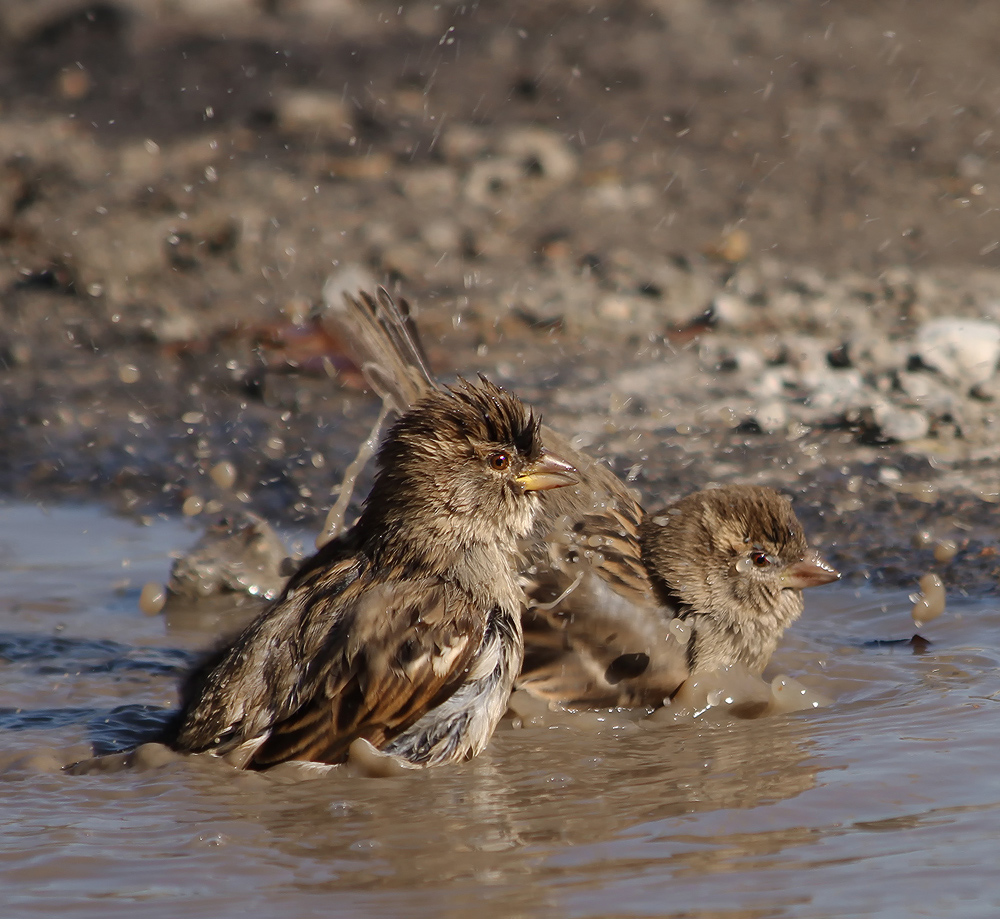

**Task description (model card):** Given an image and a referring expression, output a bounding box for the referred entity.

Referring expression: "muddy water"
[1,502,999,918]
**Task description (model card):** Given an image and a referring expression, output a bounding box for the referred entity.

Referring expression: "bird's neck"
[686,591,804,673]
[448,541,524,614]
[362,520,523,614]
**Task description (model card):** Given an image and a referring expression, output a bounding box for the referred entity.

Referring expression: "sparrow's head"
[361,376,577,569]
[641,484,839,671]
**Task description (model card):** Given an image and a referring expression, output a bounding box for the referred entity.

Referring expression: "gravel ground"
[2,0,1000,593]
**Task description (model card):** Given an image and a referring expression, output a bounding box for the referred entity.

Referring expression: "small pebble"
[873,402,930,442]
[182,495,204,517]
[500,126,579,183]
[878,466,902,485]
[754,399,787,433]
[710,293,751,327]
[708,228,750,263]
[58,68,91,100]
[276,90,353,140]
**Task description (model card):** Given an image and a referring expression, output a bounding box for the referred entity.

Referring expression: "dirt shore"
[2,0,1000,592]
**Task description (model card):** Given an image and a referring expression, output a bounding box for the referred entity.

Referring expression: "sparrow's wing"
[528,426,650,592]
[173,557,485,765]
[246,576,486,767]
[520,533,690,708]
[324,287,438,414]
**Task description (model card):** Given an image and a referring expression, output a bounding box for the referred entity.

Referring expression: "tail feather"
[323,285,438,413]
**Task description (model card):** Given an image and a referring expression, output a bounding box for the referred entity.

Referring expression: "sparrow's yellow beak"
[515,451,578,492]
[781,550,840,589]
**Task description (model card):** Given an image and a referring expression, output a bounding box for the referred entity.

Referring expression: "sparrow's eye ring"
[751,551,771,567]
[488,452,511,471]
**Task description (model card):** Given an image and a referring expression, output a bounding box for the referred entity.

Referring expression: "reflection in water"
[236,712,819,903]
[2,504,1000,918]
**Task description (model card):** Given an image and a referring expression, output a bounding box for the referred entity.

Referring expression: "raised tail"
[322,284,439,414]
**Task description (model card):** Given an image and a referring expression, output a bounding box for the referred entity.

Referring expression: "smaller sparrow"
[518,484,839,707]
[168,378,577,768]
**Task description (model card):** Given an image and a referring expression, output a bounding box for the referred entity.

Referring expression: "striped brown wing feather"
[528,426,649,594]
[248,579,485,767]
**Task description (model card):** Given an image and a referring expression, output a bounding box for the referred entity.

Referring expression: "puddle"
[1,501,998,918]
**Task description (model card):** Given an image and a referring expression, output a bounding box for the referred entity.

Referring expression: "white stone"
[873,400,930,442]
[915,317,1000,386]
[420,219,461,253]
[752,368,789,399]
[896,371,961,414]
[730,346,765,375]
[803,369,865,412]
[754,399,787,432]
[711,293,750,327]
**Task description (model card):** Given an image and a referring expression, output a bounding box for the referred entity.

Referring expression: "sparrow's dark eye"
[751,552,771,567]
[487,452,510,471]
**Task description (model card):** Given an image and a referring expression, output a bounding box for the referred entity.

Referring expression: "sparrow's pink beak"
[516,451,578,492]
[781,550,840,589]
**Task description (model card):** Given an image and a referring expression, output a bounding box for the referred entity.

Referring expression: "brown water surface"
[1,502,998,918]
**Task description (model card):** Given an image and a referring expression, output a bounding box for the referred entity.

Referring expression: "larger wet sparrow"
[169,378,577,768]
[324,288,839,709]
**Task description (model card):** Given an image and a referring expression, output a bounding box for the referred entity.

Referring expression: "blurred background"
[3,0,1000,587]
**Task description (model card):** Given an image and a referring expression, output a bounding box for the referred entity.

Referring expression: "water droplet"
[210,461,237,491]
[118,365,140,384]
[911,572,946,625]
[933,539,958,563]
[139,582,166,615]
